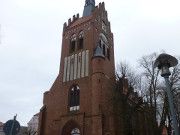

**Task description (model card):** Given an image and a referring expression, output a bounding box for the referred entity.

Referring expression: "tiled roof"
[68,15,92,29]
[0,122,3,126]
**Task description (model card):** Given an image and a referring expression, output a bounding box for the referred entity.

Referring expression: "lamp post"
[154,53,179,135]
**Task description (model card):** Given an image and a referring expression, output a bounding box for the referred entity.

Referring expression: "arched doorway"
[61,120,81,135]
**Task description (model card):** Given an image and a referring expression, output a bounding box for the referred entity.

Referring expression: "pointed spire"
[92,45,105,59]
[82,0,95,17]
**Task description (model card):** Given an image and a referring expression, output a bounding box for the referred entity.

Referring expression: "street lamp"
[154,53,179,135]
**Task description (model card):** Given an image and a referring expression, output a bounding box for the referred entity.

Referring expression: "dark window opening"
[107,48,110,59]
[85,1,89,6]
[70,91,74,107]
[70,85,80,111]
[103,44,105,56]
[78,38,83,49]
[77,90,79,105]
[71,41,75,52]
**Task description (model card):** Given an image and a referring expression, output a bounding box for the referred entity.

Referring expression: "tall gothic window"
[70,85,80,111]
[78,31,84,50]
[71,34,76,52]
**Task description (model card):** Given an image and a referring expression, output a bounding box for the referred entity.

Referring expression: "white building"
[27,113,39,135]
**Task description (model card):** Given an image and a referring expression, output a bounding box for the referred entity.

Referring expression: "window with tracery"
[71,128,80,135]
[70,85,80,111]
[78,31,84,49]
[71,34,76,52]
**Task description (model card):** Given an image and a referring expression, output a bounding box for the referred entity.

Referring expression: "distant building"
[0,122,4,135]
[17,126,28,135]
[28,113,39,135]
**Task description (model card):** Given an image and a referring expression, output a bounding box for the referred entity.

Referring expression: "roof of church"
[0,122,3,126]
[69,15,92,29]
[92,45,105,58]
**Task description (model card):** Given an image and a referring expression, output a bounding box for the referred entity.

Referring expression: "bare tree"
[24,127,37,135]
[138,53,160,129]
[116,60,141,90]
[114,54,180,135]
[138,53,180,135]
[114,61,148,135]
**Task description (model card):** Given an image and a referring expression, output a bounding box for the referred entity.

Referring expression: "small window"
[78,31,84,50]
[103,44,105,56]
[107,48,110,59]
[71,41,75,52]
[71,34,76,52]
[79,38,83,49]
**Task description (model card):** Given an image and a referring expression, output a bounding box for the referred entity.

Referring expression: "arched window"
[71,128,80,135]
[99,33,110,59]
[70,85,80,111]
[71,34,76,52]
[78,31,84,50]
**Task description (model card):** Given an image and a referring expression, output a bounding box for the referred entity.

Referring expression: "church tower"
[38,1,116,135]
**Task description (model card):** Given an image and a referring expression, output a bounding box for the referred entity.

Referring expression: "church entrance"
[61,120,81,135]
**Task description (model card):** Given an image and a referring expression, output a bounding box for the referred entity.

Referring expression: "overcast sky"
[0,0,180,126]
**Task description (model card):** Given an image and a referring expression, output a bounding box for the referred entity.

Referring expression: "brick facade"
[38,2,117,135]
[38,1,155,135]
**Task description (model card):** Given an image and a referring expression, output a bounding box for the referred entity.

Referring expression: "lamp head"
[154,53,178,77]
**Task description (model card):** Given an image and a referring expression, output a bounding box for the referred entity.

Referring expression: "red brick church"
[38,0,155,135]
